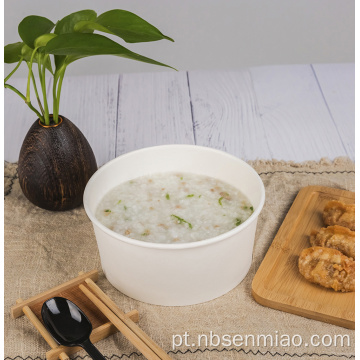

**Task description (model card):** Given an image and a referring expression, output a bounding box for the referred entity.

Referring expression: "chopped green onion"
[250,206,254,211]
[166,193,170,200]
[187,194,194,198]
[218,197,223,206]
[199,195,202,198]
[171,214,192,229]
[117,200,122,204]
[180,176,183,180]
[104,209,111,213]
[235,218,242,226]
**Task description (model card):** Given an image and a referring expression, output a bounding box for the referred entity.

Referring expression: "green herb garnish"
[250,206,254,211]
[117,200,122,204]
[199,195,202,198]
[124,205,128,211]
[171,214,193,229]
[187,194,194,198]
[104,209,111,213]
[180,176,183,180]
[166,193,170,200]
[218,197,223,206]
[235,218,242,226]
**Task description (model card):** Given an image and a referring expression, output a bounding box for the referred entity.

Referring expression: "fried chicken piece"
[310,225,355,259]
[298,246,355,292]
[323,200,355,231]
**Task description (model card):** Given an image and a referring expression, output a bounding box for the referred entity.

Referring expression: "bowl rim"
[84,144,265,250]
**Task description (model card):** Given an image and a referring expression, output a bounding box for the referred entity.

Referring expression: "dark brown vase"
[18,115,98,211]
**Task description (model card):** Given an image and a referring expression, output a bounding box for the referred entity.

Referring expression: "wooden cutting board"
[252,186,355,329]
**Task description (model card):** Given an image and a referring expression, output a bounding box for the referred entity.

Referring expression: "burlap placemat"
[4,158,355,360]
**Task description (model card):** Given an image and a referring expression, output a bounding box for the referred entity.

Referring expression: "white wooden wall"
[4,0,354,78]
[4,64,354,166]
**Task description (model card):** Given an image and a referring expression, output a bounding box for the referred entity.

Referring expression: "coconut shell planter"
[18,116,97,211]
[4,9,174,211]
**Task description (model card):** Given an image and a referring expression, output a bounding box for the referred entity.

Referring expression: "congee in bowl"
[84,144,265,306]
[95,172,254,244]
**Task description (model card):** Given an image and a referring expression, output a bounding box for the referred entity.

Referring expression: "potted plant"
[4,9,174,211]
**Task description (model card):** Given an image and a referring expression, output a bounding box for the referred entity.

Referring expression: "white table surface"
[4,63,354,167]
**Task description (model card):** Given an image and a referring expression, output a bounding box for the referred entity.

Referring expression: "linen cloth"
[4,158,355,360]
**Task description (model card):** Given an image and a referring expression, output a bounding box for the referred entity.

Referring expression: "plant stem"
[4,53,44,121]
[56,67,66,119]
[4,83,44,121]
[26,49,38,102]
[4,57,23,83]
[39,54,50,125]
[52,73,59,124]
[53,66,66,124]
[31,71,45,117]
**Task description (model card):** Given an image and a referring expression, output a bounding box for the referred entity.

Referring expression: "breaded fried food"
[323,200,355,231]
[298,246,355,292]
[310,225,355,259]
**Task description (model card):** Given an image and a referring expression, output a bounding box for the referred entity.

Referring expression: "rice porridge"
[95,172,254,244]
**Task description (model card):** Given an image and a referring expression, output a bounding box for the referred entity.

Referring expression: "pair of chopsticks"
[79,279,172,360]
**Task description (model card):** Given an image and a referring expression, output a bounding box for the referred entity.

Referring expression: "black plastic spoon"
[41,297,106,360]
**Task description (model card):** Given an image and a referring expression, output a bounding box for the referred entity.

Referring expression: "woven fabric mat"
[4,158,355,360]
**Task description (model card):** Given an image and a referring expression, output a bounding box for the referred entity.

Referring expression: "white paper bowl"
[84,145,265,306]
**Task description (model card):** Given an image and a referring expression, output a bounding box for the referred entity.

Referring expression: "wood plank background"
[4,64,354,166]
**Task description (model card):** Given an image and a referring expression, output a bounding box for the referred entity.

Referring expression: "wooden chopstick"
[83,279,172,360]
[22,305,70,360]
[79,284,169,360]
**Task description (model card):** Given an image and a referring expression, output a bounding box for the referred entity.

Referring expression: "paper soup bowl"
[84,145,265,306]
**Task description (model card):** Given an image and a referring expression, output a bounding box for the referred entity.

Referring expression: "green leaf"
[55,9,97,34]
[21,43,36,60]
[43,55,54,75]
[54,10,97,73]
[74,9,174,43]
[73,20,115,36]
[54,55,67,72]
[35,33,57,48]
[4,42,24,63]
[18,15,55,48]
[45,33,176,70]
[21,44,53,74]
[4,42,54,74]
